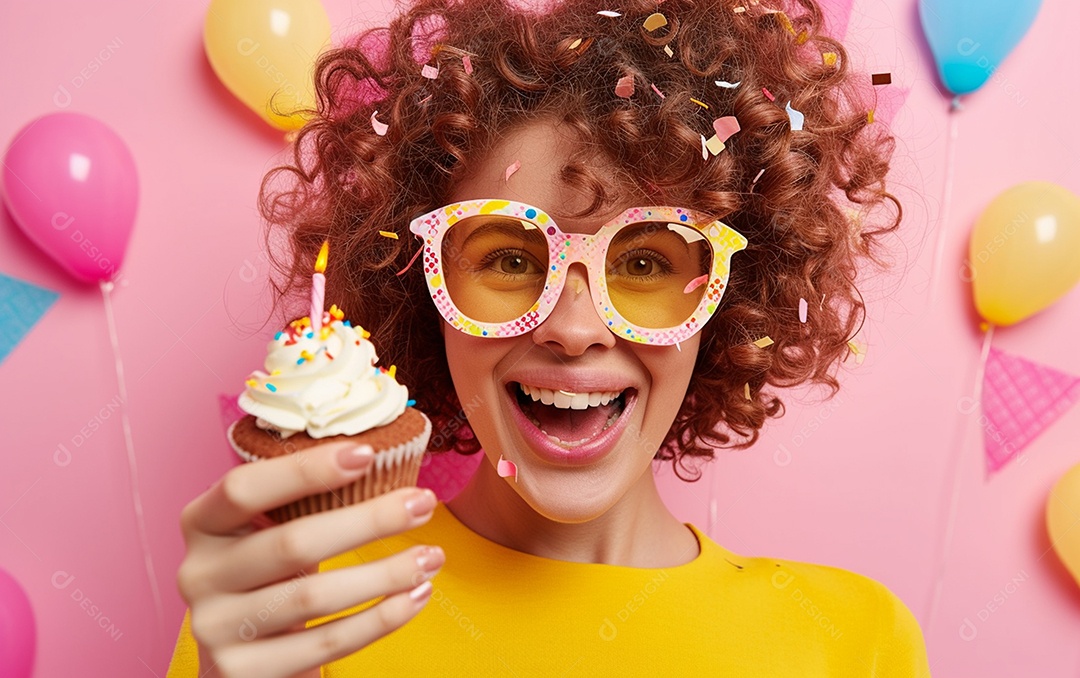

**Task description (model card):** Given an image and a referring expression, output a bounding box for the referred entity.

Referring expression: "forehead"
[447,119,645,234]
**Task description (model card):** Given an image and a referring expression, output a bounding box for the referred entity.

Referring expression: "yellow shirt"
[167,502,930,676]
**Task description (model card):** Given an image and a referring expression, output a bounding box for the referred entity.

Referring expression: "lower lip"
[507,387,638,467]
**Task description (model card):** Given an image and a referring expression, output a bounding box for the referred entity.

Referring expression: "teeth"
[518,383,624,410]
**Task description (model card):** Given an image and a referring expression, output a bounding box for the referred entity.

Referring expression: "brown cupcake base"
[227,409,431,523]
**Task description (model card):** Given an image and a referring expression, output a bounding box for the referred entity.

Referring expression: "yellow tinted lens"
[605,221,712,328]
[441,215,549,323]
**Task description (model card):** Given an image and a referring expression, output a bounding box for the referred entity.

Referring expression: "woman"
[169,0,930,675]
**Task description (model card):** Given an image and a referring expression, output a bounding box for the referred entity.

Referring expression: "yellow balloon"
[1047,462,1080,589]
[204,0,331,131]
[969,182,1080,326]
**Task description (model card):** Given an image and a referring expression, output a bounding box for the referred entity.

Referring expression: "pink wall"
[2,0,1078,675]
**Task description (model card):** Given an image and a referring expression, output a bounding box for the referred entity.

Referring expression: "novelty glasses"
[408,199,747,345]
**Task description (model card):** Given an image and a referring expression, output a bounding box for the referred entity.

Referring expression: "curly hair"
[258,0,900,481]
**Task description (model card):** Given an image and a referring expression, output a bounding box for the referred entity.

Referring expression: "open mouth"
[508,382,633,448]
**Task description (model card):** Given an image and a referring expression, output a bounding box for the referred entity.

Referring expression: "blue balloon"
[919,0,1042,96]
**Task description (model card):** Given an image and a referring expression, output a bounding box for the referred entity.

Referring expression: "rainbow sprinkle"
[266,383,278,392]
[407,399,416,407]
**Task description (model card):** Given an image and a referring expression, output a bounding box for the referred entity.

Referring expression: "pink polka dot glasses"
[408,199,748,345]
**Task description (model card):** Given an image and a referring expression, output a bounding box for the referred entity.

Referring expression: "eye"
[482,249,543,276]
[500,254,535,274]
[624,257,655,276]
[610,249,672,278]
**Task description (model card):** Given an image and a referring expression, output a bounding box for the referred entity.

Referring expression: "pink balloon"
[0,567,36,678]
[1,112,138,283]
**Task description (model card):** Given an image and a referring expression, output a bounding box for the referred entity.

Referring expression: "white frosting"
[238,319,408,439]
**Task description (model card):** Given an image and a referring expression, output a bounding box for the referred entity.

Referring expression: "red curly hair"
[259,0,900,481]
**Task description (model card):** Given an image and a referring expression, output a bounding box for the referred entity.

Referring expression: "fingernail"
[338,445,374,470]
[416,545,445,572]
[409,580,433,602]
[404,489,436,517]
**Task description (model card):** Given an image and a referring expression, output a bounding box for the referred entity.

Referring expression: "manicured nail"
[409,580,433,602]
[337,445,374,470]
[404,489,436,517]
[416,545,445,572]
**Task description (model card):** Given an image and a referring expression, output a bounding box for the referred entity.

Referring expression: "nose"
[531,263,616,356]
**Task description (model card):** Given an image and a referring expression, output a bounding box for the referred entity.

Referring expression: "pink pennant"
[981,347,1080,474]
[497,454,518,481]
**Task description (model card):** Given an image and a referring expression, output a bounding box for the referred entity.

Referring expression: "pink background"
[2,0,1079,675]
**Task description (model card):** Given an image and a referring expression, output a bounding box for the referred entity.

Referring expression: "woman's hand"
[176,443,442,678]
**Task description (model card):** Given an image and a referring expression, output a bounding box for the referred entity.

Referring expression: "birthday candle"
[310,241,329,333]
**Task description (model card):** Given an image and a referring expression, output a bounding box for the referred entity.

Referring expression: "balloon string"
[924,323,994,637]
[100,280,166,643]
[928,110,961,311]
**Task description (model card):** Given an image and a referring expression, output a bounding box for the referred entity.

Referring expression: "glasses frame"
[407,198,748,345]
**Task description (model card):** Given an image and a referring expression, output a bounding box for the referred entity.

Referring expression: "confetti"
[751,168,765,184]
[683,274,708,293]
[872,72,892,86]
[700,134,708,160]
[650,83,666,99]
[569,37,583,50]
[798,297,808,323]
[597,10,621,17]
[753,336,775,348]
[379,230,399,239]
[462,55,473,74]
[715,79,741,88]
[866,109,875,124]
[643,12,668,31]
[774,11,796,35]
[712,115,740,142]
[785,101,805,131]
[704,134,725,155]
[504,159,521,181]
[744,383,752,400]
[371,111,388,136]
[846,340,865,364]
[733,6,747,13]
[421,64,439,79]
[497,454,518,481]
[762,87,775,101]
[407,399,417,406]
[246,378,258,387]
[664,44,674,57]
[388,364,397,379]
[690,97,709,109]
[675,342,682,352]
[615,74,635,98]
[822,52,838,66]
[796,30,809,45]
[395,245,425,277]
[266,383,278,392]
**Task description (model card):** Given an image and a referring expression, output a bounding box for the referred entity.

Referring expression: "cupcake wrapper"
[226,413,432,523]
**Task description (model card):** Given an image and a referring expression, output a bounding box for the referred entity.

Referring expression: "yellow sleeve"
[869,583,932,677]
[165,609,200,677]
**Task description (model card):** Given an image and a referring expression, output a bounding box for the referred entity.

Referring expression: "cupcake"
[228,305,431,523]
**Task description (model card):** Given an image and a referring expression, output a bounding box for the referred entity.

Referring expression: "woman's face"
[441,119,702,522]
